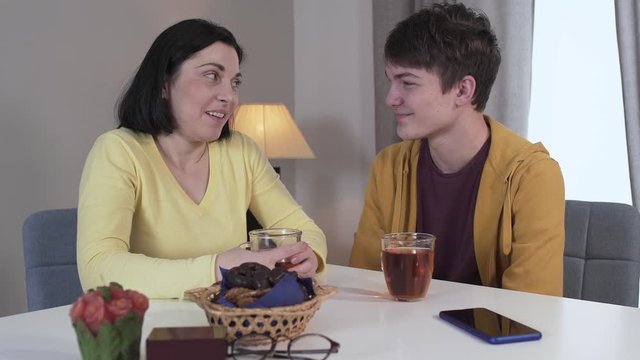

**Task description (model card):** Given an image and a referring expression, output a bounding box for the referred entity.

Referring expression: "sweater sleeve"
[501,156,565,296]
[349,154,387,271]
[77,133,216,298]
[240,134,328,273]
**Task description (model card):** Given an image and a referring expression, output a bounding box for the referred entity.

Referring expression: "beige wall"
[293,0,375,266]
[0,0,295,316]
[0,0,374,316]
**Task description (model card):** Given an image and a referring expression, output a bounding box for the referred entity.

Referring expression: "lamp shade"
[232,103,315,159]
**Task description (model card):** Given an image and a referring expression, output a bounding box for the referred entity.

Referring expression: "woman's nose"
[216,83,235,103]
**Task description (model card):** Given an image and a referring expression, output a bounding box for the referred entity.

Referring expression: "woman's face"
[165,42,242,143]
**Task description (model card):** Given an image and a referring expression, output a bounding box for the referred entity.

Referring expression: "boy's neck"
[427,111,489,174]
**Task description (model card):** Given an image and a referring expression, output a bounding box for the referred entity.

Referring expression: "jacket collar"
[484,115,550,181]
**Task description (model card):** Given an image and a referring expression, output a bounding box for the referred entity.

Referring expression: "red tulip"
[69,296,85,325]
[110,286,126,300]
[106,297,133,323]
[82,292,107,336]
[126,290,149,315]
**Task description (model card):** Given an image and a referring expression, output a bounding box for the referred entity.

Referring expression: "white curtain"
[615,0,640,208]
[372,0,534,151]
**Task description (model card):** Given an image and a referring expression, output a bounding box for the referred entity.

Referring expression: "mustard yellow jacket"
[349,117,565,296]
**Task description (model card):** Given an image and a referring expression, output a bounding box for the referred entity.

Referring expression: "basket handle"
[183,287,206,304]
[314,284,338,300]
[183,283,222,308]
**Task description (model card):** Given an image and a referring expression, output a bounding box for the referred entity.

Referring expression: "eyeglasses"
[229,333,340,360]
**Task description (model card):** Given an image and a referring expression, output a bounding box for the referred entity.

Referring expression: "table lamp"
[232,103,315,232]
[232,103,315,173]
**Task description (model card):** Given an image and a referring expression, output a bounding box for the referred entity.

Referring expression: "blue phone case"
[439,308,542,344]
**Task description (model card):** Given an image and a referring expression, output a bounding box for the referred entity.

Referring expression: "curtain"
[372,0,414,152]
[614,0,640,208]
[372,0,534,152]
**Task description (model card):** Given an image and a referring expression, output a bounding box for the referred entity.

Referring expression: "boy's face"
[384,63,459,141]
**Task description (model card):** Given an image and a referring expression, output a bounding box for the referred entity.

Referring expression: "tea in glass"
[381,232,435,301]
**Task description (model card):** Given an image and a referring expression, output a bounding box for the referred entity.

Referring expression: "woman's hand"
[215,241,318,280]
[286,242,318,278]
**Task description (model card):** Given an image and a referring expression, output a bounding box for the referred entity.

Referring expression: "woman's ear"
[455,75,477,107]
[162,81,170,99]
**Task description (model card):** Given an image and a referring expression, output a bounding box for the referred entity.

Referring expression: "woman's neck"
[154,134,208,171]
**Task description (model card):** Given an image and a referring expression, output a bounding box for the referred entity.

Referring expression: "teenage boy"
[350,3,565,296]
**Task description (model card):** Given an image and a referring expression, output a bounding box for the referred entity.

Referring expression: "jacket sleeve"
[77,134,217,298]
[244,136,328,273]
[349,156,387,271]
[502,157,565,296]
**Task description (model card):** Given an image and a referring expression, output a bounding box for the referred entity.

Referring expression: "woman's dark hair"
[385,3,500,111]
[117,19,244,138]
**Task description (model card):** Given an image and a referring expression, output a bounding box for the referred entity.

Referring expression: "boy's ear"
[455,75,477,106]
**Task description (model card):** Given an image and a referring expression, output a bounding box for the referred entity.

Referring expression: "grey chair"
[564,200,640,307]
[22,208,83,311]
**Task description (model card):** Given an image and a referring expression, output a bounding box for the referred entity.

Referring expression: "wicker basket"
[185,282,336,342]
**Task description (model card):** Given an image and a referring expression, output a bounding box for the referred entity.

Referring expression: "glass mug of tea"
[248,228,302,270]
[381,232,436,301]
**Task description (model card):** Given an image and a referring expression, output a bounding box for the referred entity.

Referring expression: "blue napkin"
[218,268,315,308]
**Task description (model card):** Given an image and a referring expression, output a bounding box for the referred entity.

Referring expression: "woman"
[77,19,327,298]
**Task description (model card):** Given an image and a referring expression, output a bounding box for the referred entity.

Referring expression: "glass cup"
[248,228,302,270]
[381,232,436,301]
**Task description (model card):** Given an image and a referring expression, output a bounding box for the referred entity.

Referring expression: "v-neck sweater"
[77,128,327,298]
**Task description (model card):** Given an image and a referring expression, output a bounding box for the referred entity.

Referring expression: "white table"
[1,264,639,359]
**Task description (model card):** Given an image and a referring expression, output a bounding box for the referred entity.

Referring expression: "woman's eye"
[204,72,219,81]
[232,78,243,89]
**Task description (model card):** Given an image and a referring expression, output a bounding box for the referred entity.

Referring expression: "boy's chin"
[396,129,421,141]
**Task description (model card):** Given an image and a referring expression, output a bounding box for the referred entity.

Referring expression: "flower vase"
[70,283,149,360]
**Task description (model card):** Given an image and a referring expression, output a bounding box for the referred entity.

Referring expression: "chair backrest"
[564,200,640,307]
[22,208,83,311]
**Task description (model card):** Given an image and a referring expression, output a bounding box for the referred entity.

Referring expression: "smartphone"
[439,307,542,344]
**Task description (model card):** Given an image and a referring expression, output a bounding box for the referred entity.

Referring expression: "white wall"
[293,0,376,266]
[0,0,295,316]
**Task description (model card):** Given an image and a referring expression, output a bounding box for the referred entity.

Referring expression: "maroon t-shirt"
[416,137,490,285]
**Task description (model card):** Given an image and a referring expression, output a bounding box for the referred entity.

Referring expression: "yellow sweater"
[350,117,565,296]
[77,129,327,298]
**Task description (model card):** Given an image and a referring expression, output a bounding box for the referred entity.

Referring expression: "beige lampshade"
[232,103,315,159]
